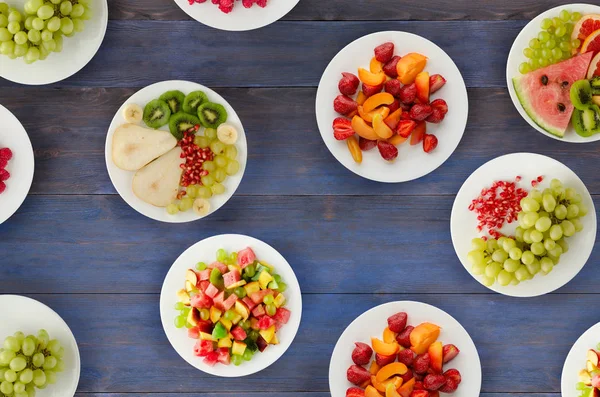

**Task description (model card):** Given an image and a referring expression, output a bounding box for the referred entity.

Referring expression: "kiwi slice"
[590,77,600,96]
[572,104,600,137]
[169,112,201,140]
[143,99,171,129]
[198,102,227,129]
[159,90,185,114]
[183,91,208,115]
[570,80,593,111]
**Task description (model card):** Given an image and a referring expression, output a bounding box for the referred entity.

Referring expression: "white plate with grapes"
[0,295,80,397]
[0,0,108,85]
[450,153,597,297]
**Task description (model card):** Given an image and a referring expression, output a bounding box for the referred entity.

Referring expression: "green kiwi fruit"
[143,99,171,129]
[183,91,208,115]
[197,102,227,129]
[570,79,593,111]
[590,76,600,95]
[572,104,600,137]
[169,112,201,140]
[159,90,185,114]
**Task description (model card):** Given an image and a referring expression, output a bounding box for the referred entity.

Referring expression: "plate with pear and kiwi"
[104,80,247,223]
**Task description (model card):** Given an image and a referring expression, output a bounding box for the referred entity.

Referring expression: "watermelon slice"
[513,52,593,137]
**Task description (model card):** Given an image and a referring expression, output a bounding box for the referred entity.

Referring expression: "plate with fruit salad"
[315,31,468,183]
[159,234,302,377]
[451,153,596,297]
[0,295,80,397]
[561,322,600,397]
[105,80,247,223]
[0,0,108,85]
[172,0,299,32]
[329,301,481,397]
[0,104,34,225]
[507,4,600,142]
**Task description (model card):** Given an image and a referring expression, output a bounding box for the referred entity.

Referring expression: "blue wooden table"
[1,0,599,396]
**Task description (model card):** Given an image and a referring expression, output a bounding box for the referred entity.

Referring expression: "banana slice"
[123,104,143,124]
[217,124,238,145]
[193,198,211,216]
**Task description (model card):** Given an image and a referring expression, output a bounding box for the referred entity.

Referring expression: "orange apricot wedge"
[369,361,381,375]
[410,322,441,355]
[376,362,408,383]
[373,113,394,139]
[371,337,400,356]
[370,57,383,73]
[358,105,390,123]
[428,341,443,373]
[396,53,428,85]
[356,91,367,106]
[358,68,387,86]
[388,134,408,146]
[415,71,430,103]
[385,383,402,397]
[363,92,395,113]
[383,109,402,130]
[397,378,415,397]
[372,375,403,393]
[383,327,397,344]
[365,385,384,397]
[352,115,379,141]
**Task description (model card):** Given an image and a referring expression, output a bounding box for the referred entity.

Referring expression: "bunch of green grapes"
[519,9,583,74]
[0,0,91,63]
[467,178,588,287]
[0,329,65,397]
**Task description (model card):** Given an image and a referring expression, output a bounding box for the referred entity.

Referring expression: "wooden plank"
[1,195,598,294]
[0,21,522,89]
[1,87,599,196]
[23,294,597,393]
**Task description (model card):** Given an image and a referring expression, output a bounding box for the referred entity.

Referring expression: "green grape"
[23,16,34,30]
[266,303,276,316]
[47,339,61,355]
[14,381,25,393]
[530,242,545,256]
[521,197,540,212]
[45,370,57,385]
[519,62,530,74]
[567,204,579,219]
[572,218,584,232]
[27,29,40,43]
[0,381,13,395]
[195,262,207,271]
[555,26,566,37]
[214,155,228,168]
[244,264,256,278]
[554,204,567,220]
[4,369,16,382]
[10,356,27,372]
[174,315,185,328]
[37,4,53,19]
[263,294,274,305]
[559,9,571,21]
[529,188,542,202]
[24,46,39,62]
[508,247,522,261]
[4,336,20,352]
[194,135,209,148]
[491,249,508,263]
[485,262,503,278]
[185,185,197,199]
[46,16,60,31]
[32,369,45,387]
[200,174,214,187]
[515,265,532,281]
[543,193,557,212]
[538,31,550,42]
[572,11,582,21]
[31,352,44,367]
[522,211,539,228]
[166,203,179,215]
[60,17,73,34]
[12,32,27,47]
[72,17,84,32]
[43,356,56,370]
[0,40,13,54]
[211,182,225,195]
[233,287,246,298]
[205,128,217,140]
[6,20,19,34]
[530,38,541,48]
[467,250,485,266]
[471,262,486,276]
[523,228,533,244]
[561,220,575,237]
[541,18,553,30]
[515,227,525,242]
[31,17,43,30]
[242,349,253,361]
[552,17,563,27]
[530,229,543,243]
[539,58,549,67]
[521,250,535,265]
[502,238,516,252]
[503,258,520,273]
[564,22,573,34]
[526,260,541,275]
[541,48,551,59]
[544,238,556,251]
[216,249,227,263]
[545,39,556,49]
[579,203,588,216]
[196,186,212,199]
[533,48,542,58]
[0,3,7,14]
[30,0,44,10]
[559,40,571,51]
[0,14,7,28]
[178,197,193,212]
[549,244,563,257]
[210,140,225,155]
[480,275,494,287]
[54,359,64,372]
[225,145,237,159]
[572,39,581,49]
[21,338,34,357]
[174,301,185,310]
[214,168,226,183]
[41,29,52,41]
[223,310,236,321]
[199,308,210,321]
[231,354,243,366]
[551,47,562,59]
[225,159,240,175]
[8,10,21,22]
[549,178,561,189]
[71,4,85,17]
[486,238,499,252]
[230,252,238,264]
[540,257,554,274]
[59,1,72,15]
[535,216,552,232]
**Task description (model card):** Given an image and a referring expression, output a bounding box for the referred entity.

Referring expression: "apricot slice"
[346,135,362,164]
[388,135,408,146]
[352,115,379,141]
[358,105,390,124]
[415,71,430,103]
[383,327,397,344]
[370,57,383,73]
[428,341,443,373]
[369,361,381,375]
[365,385,384,397]
[371,337,400,356]
[410,322,441,355]
[372,375,403,393]
[376,362,408,383]
[383,109,402,130]
[363,92,395,113]
[396,53,428,85]
[356,91,367,106]
[373,113,394,139]
[358,68,386,86]
[385,383,402,397]
[397,378,415,397]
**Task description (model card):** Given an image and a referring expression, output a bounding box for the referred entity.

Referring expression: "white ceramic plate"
[0,0,108,85]
[451,153,597,297]
[315,31,468,183]
[0,104,34,224]
[172,0,299,32]
[562,322,600,396]
[105,80,247,223]
[329,301,481,396]
[0,295,80,397]
[506,3,600,143]
[159,234,302,377]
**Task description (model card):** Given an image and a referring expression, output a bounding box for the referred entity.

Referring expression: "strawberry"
[387,312,408,333]
[0,169,9,182]
[388,99,400,114]
[429,74,446,94]
[397,347,415,366]
[399,102,412,112]
[383,55,401,78]
[425,107,445,124]
[409,103,433,121]
[359,137,377,151]
[375,353,396,366]
[362,82,384,98]
[0,148,12,161]
[377,140,398,161]
[399,83,417,104]
[423,374,446,391]
[413,353,431,374]
[384,79,402,97]
[374,42,394,63]
[346,387,366,397]
[334,95,358,115]
[410,390,429,397]
[333,117,355,140]
[442,344,460,364]
[0,158,6,169]
[439,378,459,393]
[443,369,462,384]
[396,325,414,347]
[347,365,371,386]
[397,120,416,138]
[423,134,438,153]
[400,368,414,383]
[352,342,373,365]
[339,72,360,96]
[430,98,448,115]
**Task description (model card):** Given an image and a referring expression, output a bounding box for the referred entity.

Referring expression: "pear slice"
[112,123,178,171]
[132,147,184,207]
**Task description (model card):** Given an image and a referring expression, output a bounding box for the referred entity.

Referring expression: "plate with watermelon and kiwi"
[507,4,600,142]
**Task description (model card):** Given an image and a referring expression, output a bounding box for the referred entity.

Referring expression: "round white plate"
[159,234,302,377]
[0,0,108,85]
[451,153,597,297]
[0,104,34,224]
[0,295,81,397]
[172,0,299,32]
[315,31,468,183]
[562,322,600,396]
[329,301,481,396]
[506,3,600,143]
[105,80,247,223]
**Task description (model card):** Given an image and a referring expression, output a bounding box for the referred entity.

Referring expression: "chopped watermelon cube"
[257,316,276,330]
[273,307,291,325]
[188,326,200,339]
[217,347,231,365]
[203,351,219,366]
[198,280,210,293]
[223,269,242,289]
[242,296,257,311]
[198,269,211,281]
[191,293,213,309]
[209,261,229,274]
[193,339,214,357]
[231,326,247,341]
[205,283,220,299]
[213,291,226,311]
[252,304,266,318]
[222,293,238,311]
[237,247,256,269]
[249,289,273,305]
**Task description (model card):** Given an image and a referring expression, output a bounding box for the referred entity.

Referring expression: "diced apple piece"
[588,359,598,373]
[185,280,195,293]
[218,338,232,348]
[258,271,274,289]
[579,369,592,385]
[244,281,260,295]
[234,301,250,320]
[270,333,279,345]
[200,332,216,341]
[371,337,400,356]
[176,289,191,306]
[209,306,222,323]
[226,280,247,290]
[589,349,600,366]
[187,308,199,327]
[219,318,233,331]
[232,341,246,356]
[274,293,286,308]
[376,362,408,382]
[186,269,198,286]
[259,325,276,344]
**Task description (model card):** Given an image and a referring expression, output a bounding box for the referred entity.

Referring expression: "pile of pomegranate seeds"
[187,0,267,14]
[468,177,528,239]
[179,128,212,190]
[0,147,13,195]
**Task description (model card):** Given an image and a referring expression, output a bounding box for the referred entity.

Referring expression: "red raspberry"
[384,79,402,97]
[377,140,398,162]
[425,107,445,124]
[387,312,407,333]
[383,55,401,78]
[0,169,9,182]
[423,374,446,391]
[346,365,371,386]
[346,387,365,397]
[242,0,254,6]
[430,98,448,115]
[409,103,433,121]
[333,95,358,115]
[0,148,12,161]
[375,353,396,366]
[397,348,415,366]
[423,134,438,153]
[333,117,354,141]
[374,42,394,63]
[413,353,431,374]
[399,83,417,104]
[442,344,460,364]
[351,342,373,365]
[256,0,267,7]
[338,72,360,96]
[429,74,447,94]
[362,82,384,98]
[359,137,377,151]
[0,158,7,169]
[396,325,414,347]
[0,181,5,194]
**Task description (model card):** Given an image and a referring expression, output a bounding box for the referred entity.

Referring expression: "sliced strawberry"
[430,98,448,115]
[346,387,366,397]
[333,117,355,140]
[397,120,417,138]
[429,74,447,94]
[423,134,438,153]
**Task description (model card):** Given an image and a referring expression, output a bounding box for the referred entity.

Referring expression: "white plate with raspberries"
[172,0,300,31]
[0,104,34,225]
[329,301,481,397]
[315,31,468,183]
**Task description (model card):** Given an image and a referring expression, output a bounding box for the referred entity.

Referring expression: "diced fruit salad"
[188,0,267,14]
[0,147,12,195]
[174,247,291,367]
[576,345,600,396]
[332,42,449,164]
[346,312,462,397]
[466,176,588,288]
